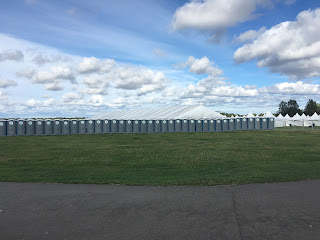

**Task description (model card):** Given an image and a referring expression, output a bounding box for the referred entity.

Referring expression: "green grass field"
[0,129,319,186]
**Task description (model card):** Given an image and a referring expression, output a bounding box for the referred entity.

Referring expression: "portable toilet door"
[53,120,62,135]
[268,118,275,130]
[86,120,94,134]
[248,118,254,130]
[161,120,168,133]
[182,119,188,132]
[241,118,248,130]
[140,120,147,133]
[195,120,202,132]
[126,120,133,133]
[235,118,241,131]
[0,120,6,136]
[261,118,268,130]
[44,119,53,135]
[133,120,140,133]
[70,120,79,134]
[119,120,125,133]
[35,119,44,136]
[95,120,102,134]
[209,120,215,132]
[147,120,154,133]
[222,119,229,132]
[26,119,35,136]
[168,120,175,132]
[7,119,16,136]
[203,120,209,132]
[62,119,70,135]
[189,120,195,132]
[79,120,86,134]
[175,120,182,132]
[229,119,235,131]
[111,120,118,133]
[255,118,261,130]
[17,119,26,136]
[215,120,222,132]
[103,120,111,133]
[154,120,161,133]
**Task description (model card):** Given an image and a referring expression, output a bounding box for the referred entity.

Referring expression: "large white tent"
[275,112,320,127]
[89,105,226,120]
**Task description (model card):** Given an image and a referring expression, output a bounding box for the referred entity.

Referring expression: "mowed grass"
[0,129,320,186]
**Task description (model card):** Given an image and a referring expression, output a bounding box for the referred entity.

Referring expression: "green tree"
[304,99,318,116]
[277,101,288,116]
[287,99,302,117]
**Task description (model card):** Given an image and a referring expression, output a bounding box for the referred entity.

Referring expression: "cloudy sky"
[1,0,320,117]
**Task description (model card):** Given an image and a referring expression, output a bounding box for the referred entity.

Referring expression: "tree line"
[277,99,320,117]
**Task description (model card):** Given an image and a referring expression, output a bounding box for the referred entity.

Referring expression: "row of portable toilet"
[0,118,274,136]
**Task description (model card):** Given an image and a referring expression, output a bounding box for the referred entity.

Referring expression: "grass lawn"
[0,129,320,186]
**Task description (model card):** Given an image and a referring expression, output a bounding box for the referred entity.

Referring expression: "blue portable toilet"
[196,120,202,132]
[241,118,248,130]
[140,120,147,133]
[229,119,235,131]
[268,118,275,130]
[79,120,86,134]
[0,120,6,136]
[110,120,118,133]
[35,119,44,135]
[235,119,241,131]
[70,120,79,134]
[261,118,268,130]
[203,120,209,132]
[44,119,53,135]
[189,120,195,132]
[126,120,133,133]
[119,120,125,133]
[102,120,111,133]
[216,120,222,132]
[86,120,94,134]
[62,120,70,135]
[248,118,254,130]
[255,118,261,130]
[133,120,140,133]
[154,120,161,133]
[95,120,102,134]
[182,119,188,132]
[161,120,168,133]
[175,120,182,132]
[26,119,35,136]
[147,120,154,133]
[7,119,16,136]
[53,120,62,135]
[168,120,175,132]
[208,120,215,132]
[222,119,229,132]
[17,119,26,136]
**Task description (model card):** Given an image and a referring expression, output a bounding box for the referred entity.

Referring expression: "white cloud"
[171,0,271,41]
[234,8,320,79]
[62,92,81,103]
[78,57,115,74]
[234,27,266,43]
[90,95,104,106]
[0,79,17,88]
[0,50,24,62]
[45,83,65,91]
[82,75,109,95]
[153,48,166,57]
[186,56,223,76]
[259,81,320,95]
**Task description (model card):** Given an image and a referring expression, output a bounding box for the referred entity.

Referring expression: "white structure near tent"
[89,105,226,120]
[275,112,320,127]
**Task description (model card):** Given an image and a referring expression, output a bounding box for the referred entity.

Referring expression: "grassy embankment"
[0,129,319,186]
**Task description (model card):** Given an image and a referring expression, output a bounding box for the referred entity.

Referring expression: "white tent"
[88,105,226,120]
[246,112,255,118]
[275,114,286,127]
[291,113,304,126]
[275,112,320,128]
[305,112,320,127]
[263,111,274,118]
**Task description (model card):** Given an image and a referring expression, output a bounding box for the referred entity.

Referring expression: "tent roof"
[309,112,320,120]
[263,111,274,118]
[88,105,226,120]
[246,112,255,118]
[292,113,302,120]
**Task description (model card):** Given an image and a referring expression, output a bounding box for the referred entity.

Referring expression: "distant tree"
[317,104,320,114]
[287,99,302,117]
[304,99,318,116]
[277,101,288,116]
[277,99,302,117]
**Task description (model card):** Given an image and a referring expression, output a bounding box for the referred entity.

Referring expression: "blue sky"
[0,0,320,117]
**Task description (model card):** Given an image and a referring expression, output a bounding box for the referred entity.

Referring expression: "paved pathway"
[1,180,320,240]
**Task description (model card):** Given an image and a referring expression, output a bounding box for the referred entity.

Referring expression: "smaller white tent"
[275,114,286,127]
[291,113,304,126]
[305,112,320,127]
[246,112,255,118]
[263,111,274,118]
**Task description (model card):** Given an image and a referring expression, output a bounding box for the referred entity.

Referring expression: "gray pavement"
[0,180,320,240]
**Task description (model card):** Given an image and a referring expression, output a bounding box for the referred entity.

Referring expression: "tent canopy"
[88,105,226,120]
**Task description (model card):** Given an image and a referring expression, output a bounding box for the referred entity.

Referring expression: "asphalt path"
[1,180,320,240]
